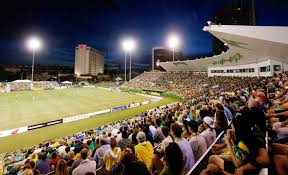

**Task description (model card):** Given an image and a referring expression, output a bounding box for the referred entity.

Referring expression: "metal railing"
[186,127,269,175]
[186,130,226,175]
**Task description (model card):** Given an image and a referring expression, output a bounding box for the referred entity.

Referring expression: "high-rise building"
[152,47,183,71]
[74,44,104,76]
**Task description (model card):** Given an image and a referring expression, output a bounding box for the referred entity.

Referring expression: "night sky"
[0,0,287,68]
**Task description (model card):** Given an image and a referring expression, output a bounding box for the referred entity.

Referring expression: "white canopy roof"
[160,25,288,72]
[12,80,33,83]
[115,77,123,81]
[61,81,72,84]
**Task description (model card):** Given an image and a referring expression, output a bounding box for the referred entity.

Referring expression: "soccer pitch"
[0,87,149,131]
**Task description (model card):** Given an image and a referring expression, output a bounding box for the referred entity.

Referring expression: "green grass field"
[0,88,149,130]
[0,96,177,153]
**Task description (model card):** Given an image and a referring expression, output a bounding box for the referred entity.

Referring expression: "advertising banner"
[0,126,28,137]
[28,119,63,130]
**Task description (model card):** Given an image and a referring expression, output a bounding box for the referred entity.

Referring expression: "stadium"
[1,2,288,175]
[1,24,288,175]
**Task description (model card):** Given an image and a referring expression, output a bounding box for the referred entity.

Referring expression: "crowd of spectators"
[126,71,260,100]
[7,81,59,91]
[1,71,288,175]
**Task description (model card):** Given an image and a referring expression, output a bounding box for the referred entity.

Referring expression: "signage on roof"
[212,53,242,65]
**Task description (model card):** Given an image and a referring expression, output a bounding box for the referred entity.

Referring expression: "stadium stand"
[1,71,288,175]
[7,81,59,91]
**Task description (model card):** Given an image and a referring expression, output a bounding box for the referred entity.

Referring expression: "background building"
[74,44,104,76]
[212,0,256,55]
[152,47,183,71]
[104,63,121,75]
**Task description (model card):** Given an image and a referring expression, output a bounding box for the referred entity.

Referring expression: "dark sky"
[0,0,287,67]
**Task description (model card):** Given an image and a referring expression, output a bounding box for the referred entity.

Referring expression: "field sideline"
[0,88,149,130]
[0,97,177,153]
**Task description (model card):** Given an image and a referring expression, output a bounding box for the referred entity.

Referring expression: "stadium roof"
[160,25,288,72]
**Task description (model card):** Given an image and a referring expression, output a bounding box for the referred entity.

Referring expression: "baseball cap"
[203,117,214,128]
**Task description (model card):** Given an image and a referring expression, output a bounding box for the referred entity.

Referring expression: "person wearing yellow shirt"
[30,153,38,163]
[103,138,122,172]
[134,131,154,169]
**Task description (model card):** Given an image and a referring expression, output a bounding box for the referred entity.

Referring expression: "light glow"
[122,39,136,52]
[167,34,180,49]
[27,36,42,51]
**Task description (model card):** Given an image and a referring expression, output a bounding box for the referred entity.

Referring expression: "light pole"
[122,39,136,82]
[129,50,132,81]
[124,51,127,82]
[27,37,42,81]
[167,34,180,62]
[32,48,35,81]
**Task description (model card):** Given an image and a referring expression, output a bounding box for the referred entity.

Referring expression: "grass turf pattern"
[0,88,149,130]
[0,97,177,153]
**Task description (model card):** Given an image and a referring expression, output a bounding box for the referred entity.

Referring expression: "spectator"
[22,169,34,175]
[200,117,216,147]
[272,143,288,175]
[50,151,61,167]
[103,137,122,172]
[94,138,110,168]
[88,137,97,151]
[134,131,154,169]
[213,110,228,135]
[159,142,184,175]
[181,120,191,139]
[207,113,269,174]
[72,148,96,175]
[158,126,173,153]
[118,131,131,150]
[55,160,69,175]
[170,123,195,173]
[36,152,51,175]
[153,118,165,145]
[188,120,207,161]
[121,146,150,175]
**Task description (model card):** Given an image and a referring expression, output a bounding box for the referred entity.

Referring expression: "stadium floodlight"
[122,39,136,82]
[26,36,42,81]
[167,34,180,61]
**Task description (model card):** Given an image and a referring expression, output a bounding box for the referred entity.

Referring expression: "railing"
[186,127,269,175]
[186,130,226,175]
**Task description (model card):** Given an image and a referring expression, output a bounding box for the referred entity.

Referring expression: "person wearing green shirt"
[88,138,97,151]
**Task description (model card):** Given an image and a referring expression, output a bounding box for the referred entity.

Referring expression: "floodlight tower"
[122,39,136,82]
[27,37,42,81]
[167,34,180,61]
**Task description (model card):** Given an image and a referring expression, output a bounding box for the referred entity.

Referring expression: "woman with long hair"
[214,110,228,136]
[55,159,69,175]
[160,142,184,175]
[206,110,269,174]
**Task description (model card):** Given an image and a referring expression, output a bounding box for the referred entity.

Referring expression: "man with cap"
[200,117,217,148]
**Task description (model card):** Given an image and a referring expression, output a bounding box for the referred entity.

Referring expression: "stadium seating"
[1,71,288,175]
[8,81,59,91]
